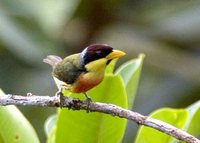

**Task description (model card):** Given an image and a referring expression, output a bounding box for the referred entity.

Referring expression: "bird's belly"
[53,77,71,89]
[71,72,104,93]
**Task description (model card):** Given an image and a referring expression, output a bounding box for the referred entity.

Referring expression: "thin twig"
[0,94,199,143]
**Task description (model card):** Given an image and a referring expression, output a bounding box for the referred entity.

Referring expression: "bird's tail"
[43,55,62,68]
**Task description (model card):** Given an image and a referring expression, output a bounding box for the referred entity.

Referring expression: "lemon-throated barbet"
[43,44,125,101]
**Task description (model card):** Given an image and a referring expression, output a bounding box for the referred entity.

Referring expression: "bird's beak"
[106,50,126,60]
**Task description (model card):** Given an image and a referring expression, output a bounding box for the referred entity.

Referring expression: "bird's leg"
[84,92,92,113]
[56,87,63,96]
[84,92,92,101]
[56,87,65,107]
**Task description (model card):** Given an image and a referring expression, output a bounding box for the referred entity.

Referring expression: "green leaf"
[174,101,200,143]
[0,135,3,143]
[135,101,200,143]
[46,127,56,143]
[45,114,57,143]
[54,75,127,143]
[0,89,40,143]
[184,109,200,141]
[135,108,188,143]
[115,54,145,109]
[44,114,57,137]
[105,59,118,74]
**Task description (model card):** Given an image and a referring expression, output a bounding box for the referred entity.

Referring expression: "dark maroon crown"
[81,44,113,65]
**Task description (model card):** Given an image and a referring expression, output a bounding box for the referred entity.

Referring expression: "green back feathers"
[53,54,86,84]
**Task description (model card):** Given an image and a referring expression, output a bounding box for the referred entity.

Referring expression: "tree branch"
[0,94,199,143]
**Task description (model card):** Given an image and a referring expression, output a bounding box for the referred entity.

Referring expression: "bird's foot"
[85,97,92,113]
[55,90,65,108]
[84,93,92,113]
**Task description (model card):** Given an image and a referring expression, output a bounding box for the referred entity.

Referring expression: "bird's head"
[80,44,126,71]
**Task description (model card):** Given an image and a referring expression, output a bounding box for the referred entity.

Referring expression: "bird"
[43,44,126,103]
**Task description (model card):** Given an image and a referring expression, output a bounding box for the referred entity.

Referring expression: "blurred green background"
[0,0,200,142]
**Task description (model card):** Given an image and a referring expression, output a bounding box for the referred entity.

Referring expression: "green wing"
[53,54,86,84]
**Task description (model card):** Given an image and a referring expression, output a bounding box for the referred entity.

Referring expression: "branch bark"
[0,94,199,143]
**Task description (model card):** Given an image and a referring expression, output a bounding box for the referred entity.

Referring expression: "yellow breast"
[71,58,108,93]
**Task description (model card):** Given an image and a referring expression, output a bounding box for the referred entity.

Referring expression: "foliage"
[135,102,200,143]
[116,54,145,109]
[0,89,40,143]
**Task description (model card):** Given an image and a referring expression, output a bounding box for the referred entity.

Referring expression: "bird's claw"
[85,97,92,113]
[55,90,64,108]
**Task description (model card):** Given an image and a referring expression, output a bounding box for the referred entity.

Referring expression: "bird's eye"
[96,50,102,55]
